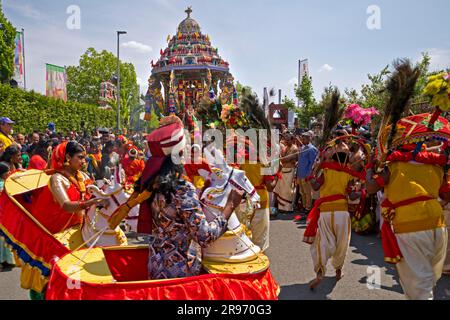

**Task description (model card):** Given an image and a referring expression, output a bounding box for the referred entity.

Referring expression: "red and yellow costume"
[30,142,92,234]
[305,162,356,275]
[225,135,276,252]
[121,145,145,187]
[373,114,450,299]
[184,158,210,189]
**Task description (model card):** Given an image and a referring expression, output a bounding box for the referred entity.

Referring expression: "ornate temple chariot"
[145,7,235,125]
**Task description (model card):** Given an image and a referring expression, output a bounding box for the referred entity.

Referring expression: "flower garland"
[220,104,248,129]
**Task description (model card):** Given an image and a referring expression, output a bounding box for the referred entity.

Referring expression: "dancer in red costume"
[31,141,108,234]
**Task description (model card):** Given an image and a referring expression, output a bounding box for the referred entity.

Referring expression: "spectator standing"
[0,117,15,152]
[296,131,318,219]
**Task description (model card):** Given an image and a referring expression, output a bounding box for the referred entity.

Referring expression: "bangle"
[79,201,87,210]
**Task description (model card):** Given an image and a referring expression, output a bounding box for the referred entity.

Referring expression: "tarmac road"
[1,214,449,300]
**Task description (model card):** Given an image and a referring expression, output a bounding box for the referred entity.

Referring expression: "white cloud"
[426,48,450,71]
[122,41,153,53]
[153,0,178,13]
[287,77,298,86]
[136,77,149,94]
[4,2,44,20]
[318,64,334,72]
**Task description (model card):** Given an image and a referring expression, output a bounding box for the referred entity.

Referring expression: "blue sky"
[3,0,450,103]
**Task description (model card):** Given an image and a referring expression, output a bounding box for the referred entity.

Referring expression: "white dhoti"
[395,227,448,300]
[250,207,270,252]
[274,168,295,212]
[310,211,351,275]
[443,210,450,272]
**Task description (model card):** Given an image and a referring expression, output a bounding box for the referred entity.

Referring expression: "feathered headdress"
[239,87,272,132]
[318,87,344,148]
[376,59,421,158]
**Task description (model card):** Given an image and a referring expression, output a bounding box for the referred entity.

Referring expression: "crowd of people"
[0,117,149,271]
[1,87,450,300]
[0,117,148,183]
[272,126,376,234]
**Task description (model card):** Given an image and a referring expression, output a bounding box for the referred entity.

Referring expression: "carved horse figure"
[199,147,261,263]
[82,182,139,247]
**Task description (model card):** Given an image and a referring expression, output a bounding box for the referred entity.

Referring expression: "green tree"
[66,47,140,128]
[235,81,253,97]
[359,65,390,111]
[295,75,319,127]
[282,96,296,111]
[413,52,431,99]
[343,88,363,105]
[0,4,16,83]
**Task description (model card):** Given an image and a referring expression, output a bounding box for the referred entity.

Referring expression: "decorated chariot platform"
[0,170,279,300]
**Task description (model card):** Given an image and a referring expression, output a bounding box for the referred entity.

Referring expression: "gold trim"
[316,232,324,274]
[319,203,348,212]
[202,253,270,275]
[331,211,335,235]
[222,224,245,238]
[384,256,403,264]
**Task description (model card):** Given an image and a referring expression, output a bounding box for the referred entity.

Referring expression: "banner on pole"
[13,32,25,88]
[297,59,309,107]
[46,64,68,102]
[298,59,309,86]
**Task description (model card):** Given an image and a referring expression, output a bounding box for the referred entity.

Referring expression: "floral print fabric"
[148,179,228,279]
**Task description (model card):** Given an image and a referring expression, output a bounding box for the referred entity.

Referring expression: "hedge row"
[0,84,116,134]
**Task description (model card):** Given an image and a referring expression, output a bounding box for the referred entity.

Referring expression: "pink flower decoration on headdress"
[344,104,379,126]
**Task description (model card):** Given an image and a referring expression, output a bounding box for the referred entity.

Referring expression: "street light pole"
[22,28,26,90]
[116,30,127,133]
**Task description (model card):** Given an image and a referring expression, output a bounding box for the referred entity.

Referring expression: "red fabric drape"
[303,194,347,244]
[380,195,434,264]
[0,192,69,272]
[320,162,366,181]
[380,222,403,264]
[353,189,367,221]
[45,261,279,300]
[102,247,150,282]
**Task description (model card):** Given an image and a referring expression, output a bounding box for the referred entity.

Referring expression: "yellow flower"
[431,94,450,111]
[428,74,440,82]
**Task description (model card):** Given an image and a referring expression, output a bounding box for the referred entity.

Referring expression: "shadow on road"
[349,233,404,295]
[271,213,297,221]
[280,277,338,300]
[435,275,450,300]
[0,266,15,273]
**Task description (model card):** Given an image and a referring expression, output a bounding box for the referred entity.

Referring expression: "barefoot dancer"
[305,139,362,289]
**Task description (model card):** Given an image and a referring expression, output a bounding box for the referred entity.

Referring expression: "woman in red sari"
[31,141,108,234]
[28,140,51,170]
